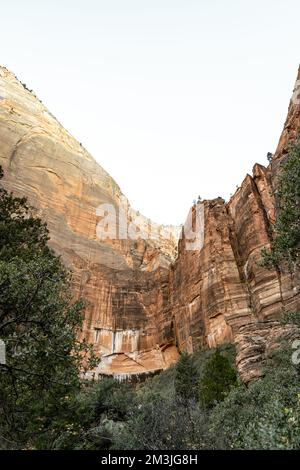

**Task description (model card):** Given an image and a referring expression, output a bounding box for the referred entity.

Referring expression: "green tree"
[198,348,237,409]
[51,377,134,450]
[208,347,300,449]
[0,166,97,449]
[113,392,208,450]
[174,352,198,401]
[261,139,300,272]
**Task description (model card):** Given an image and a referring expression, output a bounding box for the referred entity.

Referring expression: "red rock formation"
[0,66,180,378]
[0,65,299,382]
[165,67,300,382]
[234,321,299,383]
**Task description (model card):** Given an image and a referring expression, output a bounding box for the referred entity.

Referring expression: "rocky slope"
[0,65,299,381]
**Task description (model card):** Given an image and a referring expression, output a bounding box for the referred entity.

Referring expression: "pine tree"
[198,349,237,409]
[174,352,198,401]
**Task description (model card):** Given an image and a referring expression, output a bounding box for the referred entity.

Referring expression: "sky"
[0,1,299,225]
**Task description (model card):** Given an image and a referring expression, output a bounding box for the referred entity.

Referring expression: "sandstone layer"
[164,67,300,382]
[0,65,299,381]
[0,66,180,377]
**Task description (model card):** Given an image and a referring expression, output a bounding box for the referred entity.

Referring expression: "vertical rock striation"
[0,66,180,378]
[0,65,299,382]
[165,67,300,382]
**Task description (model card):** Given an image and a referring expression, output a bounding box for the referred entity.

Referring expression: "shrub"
[207,347,300,449]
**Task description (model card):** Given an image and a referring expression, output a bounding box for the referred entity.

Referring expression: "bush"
[207,347,300,449]
[51,377,134,450]
[113,393,209,450]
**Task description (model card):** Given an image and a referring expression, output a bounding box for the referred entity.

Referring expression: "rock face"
[234,321,299,383]
[164,66,300,382]
[0,66,180,377]
[0,65,299,381]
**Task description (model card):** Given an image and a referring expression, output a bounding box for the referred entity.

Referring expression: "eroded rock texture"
[0,65,299,382]
[0,66,180,377]
[165,67,300,382]
[235,321,299,383]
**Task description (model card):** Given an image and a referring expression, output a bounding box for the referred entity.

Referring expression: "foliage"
[109,343,300,450]
[261,139,300,271]
[87,377,134,421]
[281,311,300,328]
[51,378,134,450]
[113,393,208,450]
[42,321,299,451]
[0,179,49,262]
[0,166,97,449]
[175,352,199,401]
[112,346,237,450]
[1,161,299,450]
[198,348,237,408]
[207,347,300,449]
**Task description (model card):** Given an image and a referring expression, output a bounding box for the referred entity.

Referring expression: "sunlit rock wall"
[1,64,299,382]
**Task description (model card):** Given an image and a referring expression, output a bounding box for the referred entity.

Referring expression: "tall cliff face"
[168,163,299,382]
[0,66,180,377]
[165,67,300,382]
[0,65,299,381]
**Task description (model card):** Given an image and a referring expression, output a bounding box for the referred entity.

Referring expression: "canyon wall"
[0,65,299,381]
[0,66,180,377]
[165,67,300,382]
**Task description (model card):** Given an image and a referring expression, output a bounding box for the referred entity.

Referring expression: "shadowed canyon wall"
[0,65,299,381]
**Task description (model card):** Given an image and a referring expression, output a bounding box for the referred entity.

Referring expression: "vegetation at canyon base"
[38,343,300,450]
[0,137,299,450]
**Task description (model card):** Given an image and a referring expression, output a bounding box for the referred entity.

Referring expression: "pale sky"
[0,0,299,225]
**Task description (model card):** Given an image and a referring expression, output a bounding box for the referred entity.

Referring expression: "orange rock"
[0,65,299,382]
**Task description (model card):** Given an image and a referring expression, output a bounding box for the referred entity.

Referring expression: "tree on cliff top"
[0,166,97,449]
[261,139,300,272]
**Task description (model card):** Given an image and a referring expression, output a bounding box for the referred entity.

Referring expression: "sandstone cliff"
[164,67,300,382]
[0,66,180,377]
[0,65,299,381]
